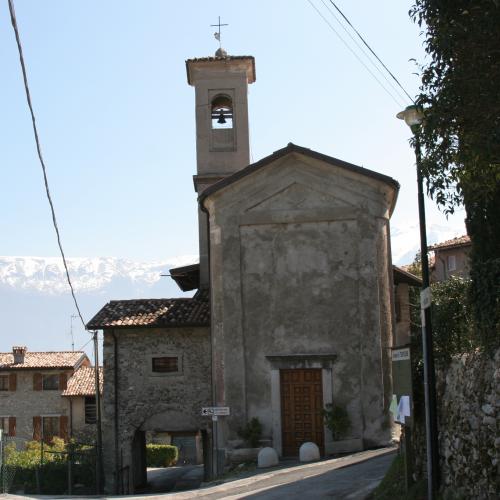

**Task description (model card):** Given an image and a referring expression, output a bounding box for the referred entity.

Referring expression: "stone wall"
[413,348,500,498]
[0,370,73,442]
[101,326,211,493]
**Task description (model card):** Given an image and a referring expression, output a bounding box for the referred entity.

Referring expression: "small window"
[447,255,456,271]
[211,94,233,129]
[42,374,59,391]
[42,416,59,441]
[152,357,179,373]
[85,396,97,424]
[0,376,8,391]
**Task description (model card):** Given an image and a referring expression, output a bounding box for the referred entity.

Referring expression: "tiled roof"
[429,235,471,250]
[87,288,210,329]
[393,265,422,287]
[62,366,103,397]
[0,351,87,370]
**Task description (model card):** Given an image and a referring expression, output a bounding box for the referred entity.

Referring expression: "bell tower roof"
[185,55,256,86]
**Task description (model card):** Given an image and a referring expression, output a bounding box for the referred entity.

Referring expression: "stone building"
[89,49,409,494]
[0,346,95,442]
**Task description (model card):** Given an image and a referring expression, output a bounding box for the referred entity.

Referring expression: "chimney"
[12,346,27,364]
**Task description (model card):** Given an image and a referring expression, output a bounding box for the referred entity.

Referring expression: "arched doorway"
[131,410,211,493]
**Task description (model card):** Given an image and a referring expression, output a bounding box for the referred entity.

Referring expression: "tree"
[410,1,500,348]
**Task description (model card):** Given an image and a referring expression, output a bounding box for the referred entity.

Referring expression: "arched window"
[211,94,233,129]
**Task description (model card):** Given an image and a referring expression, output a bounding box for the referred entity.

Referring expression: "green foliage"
[323,403,351,441]
[407,269,475,418]
[370,454,427,500]
[410,0,500,347]
[145,444,178,467]
[3,439,95,494]
[237,417,263,448]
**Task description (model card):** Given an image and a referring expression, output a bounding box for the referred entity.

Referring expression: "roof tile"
[429,235,471,250]
[87,289,209,329]
[62,366,103,397]
[0,351,87,370]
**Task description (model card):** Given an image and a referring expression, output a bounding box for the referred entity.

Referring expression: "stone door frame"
[266,354,336,457]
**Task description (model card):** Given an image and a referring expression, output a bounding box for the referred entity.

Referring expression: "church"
[88,48,408,494]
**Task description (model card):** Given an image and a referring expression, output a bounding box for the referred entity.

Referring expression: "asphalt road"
[198,451,395,499]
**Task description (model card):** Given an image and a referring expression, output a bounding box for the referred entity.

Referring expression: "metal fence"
[0,431,96,495]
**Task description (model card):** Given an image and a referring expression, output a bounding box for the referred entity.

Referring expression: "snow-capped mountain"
[0,255,197,294]
[391,223,466,266]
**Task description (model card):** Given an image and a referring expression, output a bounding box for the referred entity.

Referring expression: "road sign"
[201,406,230,416]
[392,348,410,362]
[421,287,432,309]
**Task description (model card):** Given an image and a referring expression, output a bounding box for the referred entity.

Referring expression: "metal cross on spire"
[211,16,228,47]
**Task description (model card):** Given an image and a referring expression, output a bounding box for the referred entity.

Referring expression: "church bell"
[217,112,226,124]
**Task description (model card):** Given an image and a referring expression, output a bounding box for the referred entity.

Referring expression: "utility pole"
[70,314,77,351]
[93,331,104,493]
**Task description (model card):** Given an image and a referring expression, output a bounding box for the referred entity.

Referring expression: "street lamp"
[397,105,439,499]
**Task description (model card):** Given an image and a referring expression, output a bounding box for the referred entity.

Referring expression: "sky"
[1,0,466,264]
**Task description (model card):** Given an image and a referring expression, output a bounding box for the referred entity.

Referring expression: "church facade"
[89,51,401,494]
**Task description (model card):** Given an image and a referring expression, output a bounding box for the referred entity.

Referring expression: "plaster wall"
[394,283,411,346]
[205,153,395,454]
[0,370,73,442]
[101,326,211,494]
[432,246,471,282]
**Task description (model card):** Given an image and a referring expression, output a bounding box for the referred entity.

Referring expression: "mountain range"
[0,223,464,356]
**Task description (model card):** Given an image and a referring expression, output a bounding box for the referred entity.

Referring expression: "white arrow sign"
[201,406,230,416]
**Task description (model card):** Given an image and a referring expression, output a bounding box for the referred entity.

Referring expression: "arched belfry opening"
[211,94,233,129]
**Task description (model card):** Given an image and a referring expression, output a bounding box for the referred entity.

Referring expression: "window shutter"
[8,417,16,437]
[59,415,68,441]
[59,373,67,391]
[33,373,42,391]
[9,373,17,391]
[33,416,42,440]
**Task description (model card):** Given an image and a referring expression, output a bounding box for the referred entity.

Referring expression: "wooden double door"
[280,368,324,456]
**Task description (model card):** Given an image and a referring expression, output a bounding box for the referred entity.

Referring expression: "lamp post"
[397,105,439,499]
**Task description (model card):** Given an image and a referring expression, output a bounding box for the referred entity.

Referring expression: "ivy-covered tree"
[410,1,500,348]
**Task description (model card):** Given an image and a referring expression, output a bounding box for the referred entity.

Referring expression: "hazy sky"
[1,0,466,263]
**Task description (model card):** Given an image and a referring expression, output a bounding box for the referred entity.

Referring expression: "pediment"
[245,181,355,213]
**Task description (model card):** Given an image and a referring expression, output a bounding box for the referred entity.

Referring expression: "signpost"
[201,407,230,417]
[201,407,230,478]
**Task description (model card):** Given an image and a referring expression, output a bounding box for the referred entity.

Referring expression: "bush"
[3,439,95,494]
[146,444,178,467]
[237,417,263,448]
[323,403,351,440]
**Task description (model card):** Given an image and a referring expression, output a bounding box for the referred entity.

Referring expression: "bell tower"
[186,50,256,285]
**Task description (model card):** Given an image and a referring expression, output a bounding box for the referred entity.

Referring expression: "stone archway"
[130,409,212,493]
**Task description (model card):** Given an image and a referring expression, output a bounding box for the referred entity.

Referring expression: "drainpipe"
[69,398,73,438]
[112,330,120,494]
[199,199,216,478]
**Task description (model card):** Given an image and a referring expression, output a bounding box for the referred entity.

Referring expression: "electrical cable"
[327,0,415,104]
[319,0,408,106]
[307,0,404,108]
[7,0,87,330]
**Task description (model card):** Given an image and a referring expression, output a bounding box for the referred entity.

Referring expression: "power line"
[319,0,408,106]
[327,0,415,104]
[7,0,87,330]
[307,0,404,108]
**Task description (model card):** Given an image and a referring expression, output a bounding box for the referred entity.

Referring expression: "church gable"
[244,181,355,213]
[201,143,399,219]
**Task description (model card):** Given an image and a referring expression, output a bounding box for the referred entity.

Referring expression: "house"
[393,266,421,346]
[430,235,471,282]
[89,48,408,493]
[62,365,103,441]
[0,346,99,443]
